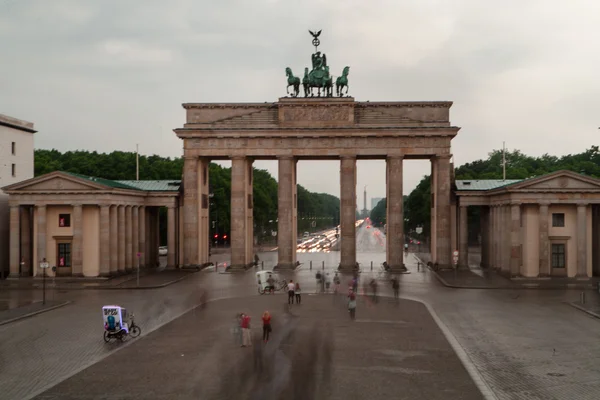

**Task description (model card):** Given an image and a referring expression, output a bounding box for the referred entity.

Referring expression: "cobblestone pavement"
[35,296,482,400]
[1,224,600,399]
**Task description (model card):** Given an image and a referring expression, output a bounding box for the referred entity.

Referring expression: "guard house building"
[3,171,181,278]
[454,170,600,278]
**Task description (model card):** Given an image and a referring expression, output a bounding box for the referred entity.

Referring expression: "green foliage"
[369,198,386,226]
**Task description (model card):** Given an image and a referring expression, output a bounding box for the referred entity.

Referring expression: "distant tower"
[361,185,369,218]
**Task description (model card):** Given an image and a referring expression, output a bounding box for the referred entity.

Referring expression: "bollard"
[310,261,312,270]
[581,291,586,305]
[322,261,325,270]
[371,261,373,271]
[261,261,264,270]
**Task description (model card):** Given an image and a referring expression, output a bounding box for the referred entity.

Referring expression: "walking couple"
[287,280,302,305]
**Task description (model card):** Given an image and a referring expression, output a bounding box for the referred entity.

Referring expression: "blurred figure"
[325,273,331,292]
[232,313,242,346]
[287,279,295,304]
[241,313,252,347]
[267,274,275,294]
[370,279,378,303]
[333,272,341,293]
[295,282,302,304]
[262,311,272,342]
[348,291,357,320]
[391,276,400,299]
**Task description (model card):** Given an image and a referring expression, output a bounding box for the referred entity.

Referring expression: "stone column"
[182,156,199,266]
[510,203,521,276]
[386,156,405,271]
[576,204,588,277]
[132,206,139,269]
[167,206,176,268]
[339,156,357,270]
[99,205,110,277]
[118,205,125,273]
[277,156,297,269]
[36,205,47,275]
[198,158,210,266]
[538,203,549,276]
[72,204,83,276]
[230,157,253,269]
[9,205,20,278]
[430,158,438,261]
[110,205,118,275]
[480,206,490,268]
[125,206,133,272]
[434,155,452,267]
[458,205,468,269]
[139,206,146,268]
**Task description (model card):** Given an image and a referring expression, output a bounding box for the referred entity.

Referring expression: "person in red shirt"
[241,313,252,347]
[262,311,272,342]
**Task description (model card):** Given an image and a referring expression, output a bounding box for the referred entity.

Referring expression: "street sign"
[40,262,49,269]
[416,226,423,234]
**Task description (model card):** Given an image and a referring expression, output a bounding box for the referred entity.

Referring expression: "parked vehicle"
[102,305,141,342]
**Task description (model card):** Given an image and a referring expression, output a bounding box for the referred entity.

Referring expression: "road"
[1,223,599,399]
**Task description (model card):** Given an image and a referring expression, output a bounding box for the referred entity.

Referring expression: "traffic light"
[214,234,219,239]
[223,234,228,239]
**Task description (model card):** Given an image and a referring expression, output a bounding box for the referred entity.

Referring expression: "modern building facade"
[455,170,600,278]
[0,114,36,278]
[2,171,180,277]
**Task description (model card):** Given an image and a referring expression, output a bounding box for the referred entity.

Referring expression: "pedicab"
[256,271,287,295]
[102,305,141,342]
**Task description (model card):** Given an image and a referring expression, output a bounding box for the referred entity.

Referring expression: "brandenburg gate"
[174,32,460,272]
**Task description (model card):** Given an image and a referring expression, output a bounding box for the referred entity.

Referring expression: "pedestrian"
[232,313,243,346]
[325,273,331,292]
[370,279,378,303]
[391,276,399,299]
[254,253,260,267]
[287,279,295,305]
[262,311,272,342]
[267,274,275,294]
[348,291,357,320]
[241,313,252,347]
[295,282,302,304]
[333,272,340,293]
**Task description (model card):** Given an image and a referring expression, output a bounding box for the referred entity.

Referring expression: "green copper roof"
[116,180,181,192]
[455,179,523,191]
[64,172,140,190]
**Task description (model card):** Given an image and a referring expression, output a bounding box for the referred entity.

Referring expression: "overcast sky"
[1,0,598,206]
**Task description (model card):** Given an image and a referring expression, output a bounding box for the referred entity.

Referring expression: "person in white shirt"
[287,280,296,305]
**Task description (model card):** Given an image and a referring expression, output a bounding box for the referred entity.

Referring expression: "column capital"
[100,204,110,209]
[230,155,247,161]
[433,153,452,160]
[576,203,589,209]
[510,201,522,206]
[459,204,468,209]
[277,155,295,160]
[386,154,404,161]
[340,155,357,160]
[36,204,47,209]
[538,201,550,207]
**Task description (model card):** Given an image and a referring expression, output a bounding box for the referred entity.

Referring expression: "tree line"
[34,150,340,244]
[371,145,600,240]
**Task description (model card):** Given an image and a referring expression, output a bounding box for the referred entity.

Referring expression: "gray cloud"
[1,0,599,204]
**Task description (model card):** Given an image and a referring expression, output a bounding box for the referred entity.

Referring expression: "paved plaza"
[0,225,599,399]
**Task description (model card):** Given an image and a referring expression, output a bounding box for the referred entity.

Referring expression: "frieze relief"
[281,105,352,124]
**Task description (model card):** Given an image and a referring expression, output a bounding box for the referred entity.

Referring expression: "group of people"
[234,310,273,346]
[286,280,301,305]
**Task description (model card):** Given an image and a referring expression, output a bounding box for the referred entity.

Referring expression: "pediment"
[507,171,600,191]
[2,172,108,192]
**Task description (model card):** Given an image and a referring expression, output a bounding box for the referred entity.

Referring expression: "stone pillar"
[386,156,405,271]
[430,158,438,261]
[9,205,20,278]
[339,156,357,270]
[277,156,297,269]
[182,156,199,266]
[480,206,490,268]
[510,203,521,277]
[434,155,452,267]
[230,157,253,269]
[198,158,211,266]
[167,206,176,268]
[125,206,133,271]
[458,205,468,269]
[139,206,146,267]
[538,203,549,276]
[132,206,139,269]
[72,204,83,276]
[99,205,110,277]
[118,205,125,273]
[36,205,47,275]
[110,205,118,275]
[577,204,588,278]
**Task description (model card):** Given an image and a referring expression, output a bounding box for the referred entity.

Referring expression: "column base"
[226,263,254,272]
[338,263,359,273]
[274,262,299,270]
[7,273,20,280]
[388,264,407,274]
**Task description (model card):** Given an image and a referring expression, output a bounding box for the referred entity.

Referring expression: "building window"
[11,142,16,155]
[59,214,71,227]
[551,244,565,268]
[57,243,72,267]
[11,164,16,177]
[552,213,565,227]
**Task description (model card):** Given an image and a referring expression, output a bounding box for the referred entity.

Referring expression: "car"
[158,246,168,256]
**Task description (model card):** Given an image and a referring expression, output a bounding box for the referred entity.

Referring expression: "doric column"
[72,204,83,276]
[118,205,125,273]
[167,206,176,268]
[198,158,210,265]
[576,204,588,277]
[109,205,118,275]
[182,156,199,266]
[125,206,133,271]
[538,203,549,276]
[230,157,253,269]
[458,205,469,268]
[132,206,139,269]
[9,205,20,278]
[139,206,146,267]
[480,206,490,268]
[510,203,521,276]
[386,155,405,271]
[36,205,47,275]
[339,156,357,270]
[19,206,32,276]
[99,205,110,277]
[277,156,297,269]
[434,154,452,267]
